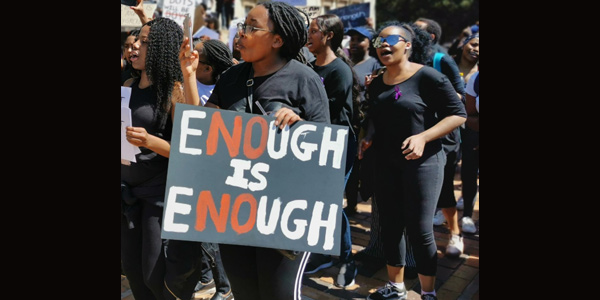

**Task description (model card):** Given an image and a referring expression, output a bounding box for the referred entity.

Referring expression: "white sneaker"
[456,197,464,210]
[461,216,477,233]
[432,209,445,226]
[445,234,463,257]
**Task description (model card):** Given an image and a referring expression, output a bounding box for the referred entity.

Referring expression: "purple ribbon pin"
[394,85,402,100]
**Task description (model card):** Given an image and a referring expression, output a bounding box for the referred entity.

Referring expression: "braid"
[200,39,234,82]
[144,17,184,129]
[258,1,309,63]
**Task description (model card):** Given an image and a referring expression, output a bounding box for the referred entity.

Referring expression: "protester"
[343,25,380,216]
[161,38,237,300]
[359,21,466,300]
[414,17,466,257]
[121,17,185,300]
[122,29,140,86]
[121,0,152,86]
[217,0,234,29]
[465,70,479,132]
[203,2,330,299]
[454,33,479,234]
[302,13,361,288]
[231,32,242,62]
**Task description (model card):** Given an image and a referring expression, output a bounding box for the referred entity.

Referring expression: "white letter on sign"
[164,186,193,233]
[180,110,206,155]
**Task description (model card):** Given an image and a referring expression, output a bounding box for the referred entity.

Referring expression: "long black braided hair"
[195,39,235,83]
[257,1,310,64]
[143,17,184,130]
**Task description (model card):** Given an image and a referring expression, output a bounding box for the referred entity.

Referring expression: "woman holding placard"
[204,2,330,299]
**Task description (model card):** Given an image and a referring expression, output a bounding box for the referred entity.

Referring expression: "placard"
[162,104,349,255]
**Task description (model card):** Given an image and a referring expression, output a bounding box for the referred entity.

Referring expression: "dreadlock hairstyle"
[143,17,184,130]
[257,1,310,64]
[313,14,364,130]
[195,39,235,83]
[375,20,431,66]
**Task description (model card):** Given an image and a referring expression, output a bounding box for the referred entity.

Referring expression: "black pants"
[121,199,167,300]
[460,127,479,218]
[345,156,361,211]
[163,240,231,300]
[219,245,310,300]
[437,146,460,208]
[374,150,444,276]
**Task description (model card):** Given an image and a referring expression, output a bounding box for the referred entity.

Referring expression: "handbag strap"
[246,67,254,114]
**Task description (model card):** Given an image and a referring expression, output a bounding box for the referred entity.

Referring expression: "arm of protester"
[273,107,302,130]
[130,0,152,25]
[465,93,479,132]
[179,37,202,106]
[358,118,374,160]
[204,102,220,109]
[401,115,466,160]
[126,126,171,158]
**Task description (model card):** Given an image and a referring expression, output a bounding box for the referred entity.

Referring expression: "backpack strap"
[473,72,479,96]
[433,52,444,72]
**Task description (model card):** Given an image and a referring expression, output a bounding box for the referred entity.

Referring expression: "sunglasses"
[372,34,408,49]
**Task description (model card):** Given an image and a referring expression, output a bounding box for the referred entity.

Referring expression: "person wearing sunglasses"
[358,21,466,300]
[203,2,331,299]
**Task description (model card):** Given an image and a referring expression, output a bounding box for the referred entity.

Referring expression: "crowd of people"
[121,1,478,299]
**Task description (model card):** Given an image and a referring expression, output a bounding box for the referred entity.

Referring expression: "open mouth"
[130,52,139,62]
[379,49,393,57]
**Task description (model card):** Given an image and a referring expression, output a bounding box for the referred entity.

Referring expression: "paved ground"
[122,171,479,300]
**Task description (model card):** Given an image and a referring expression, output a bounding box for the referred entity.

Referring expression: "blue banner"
[327,3,370,31]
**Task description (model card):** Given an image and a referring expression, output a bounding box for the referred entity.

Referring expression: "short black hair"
[415,17,442,44]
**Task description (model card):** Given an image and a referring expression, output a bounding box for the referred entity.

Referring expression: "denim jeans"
[339,131,357,262]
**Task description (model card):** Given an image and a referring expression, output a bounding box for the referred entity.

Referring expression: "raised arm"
[130,0,152,26]
[178,37,202,106]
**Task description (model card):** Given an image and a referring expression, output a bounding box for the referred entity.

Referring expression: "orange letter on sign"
[196,191,231,233]
[243,116,268,159]
[230,193,257,235]
[206,111,242,157]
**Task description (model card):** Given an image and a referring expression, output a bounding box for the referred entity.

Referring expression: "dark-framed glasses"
[372,34,408,48]
[237,23,273,35]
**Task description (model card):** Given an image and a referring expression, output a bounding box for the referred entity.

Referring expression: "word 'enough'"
[178,110,347,169]
[164,187,339,250]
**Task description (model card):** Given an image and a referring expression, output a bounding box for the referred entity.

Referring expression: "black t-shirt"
[309,57,354,128]
[353,56,381,105]
[367,66,466,159]
[207,59,330,124]
[121,79,172,187]
[431,53,466,151]
[121,61,135,86]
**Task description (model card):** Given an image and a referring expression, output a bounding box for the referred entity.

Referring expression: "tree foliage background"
[374,0,479,46]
